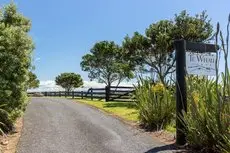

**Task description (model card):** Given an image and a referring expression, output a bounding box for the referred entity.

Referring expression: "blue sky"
[0,0,230,86]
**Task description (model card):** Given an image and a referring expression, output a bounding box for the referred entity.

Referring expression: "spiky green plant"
[184,15,230,153]
[0,105,7,135]
[134,78,175,130]
[0,104,13,133]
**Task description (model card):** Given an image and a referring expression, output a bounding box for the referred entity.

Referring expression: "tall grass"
[134,78,175,130]
[184,15,230,153]
[0,107,5,135]
[185,76,230,152]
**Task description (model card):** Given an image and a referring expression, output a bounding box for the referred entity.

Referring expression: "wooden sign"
[186,52,216,76]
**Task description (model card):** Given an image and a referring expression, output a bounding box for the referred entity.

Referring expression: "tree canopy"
[55,73,83,92]
[27,71,40,89]
[0,3,34,123]
[122,10,213,84]
[81,41,134,87]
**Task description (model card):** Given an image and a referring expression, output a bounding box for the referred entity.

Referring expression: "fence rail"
[28,86,135,102]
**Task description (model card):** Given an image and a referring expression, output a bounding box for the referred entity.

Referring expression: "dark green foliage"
[123,10,213,84]
[55,73,83,92]
[134,78,175,130]
[184,16,230,153]
[172,10,213,42]
[81,41,134,87]
[27,71,40,89]
[0,107,13,133]
[185,76,230,153]
[0,3,34,132]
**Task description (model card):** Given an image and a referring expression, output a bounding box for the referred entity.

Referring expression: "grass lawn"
[76,99,139,122]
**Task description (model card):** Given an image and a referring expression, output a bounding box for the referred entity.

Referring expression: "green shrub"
[185,76,230,153]
[0,105,13,134]
[184,18,230,153]
[0,3,33,133]
[134,78,175,130]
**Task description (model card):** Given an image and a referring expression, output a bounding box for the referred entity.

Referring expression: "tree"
[0,3,34,124]
[27,71,40,89]
[122,10,213,85]
[55,73,83,92]
[81,41,134,88]
[172,10,213,42]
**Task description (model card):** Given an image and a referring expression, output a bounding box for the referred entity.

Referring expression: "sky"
[0,0,229,90]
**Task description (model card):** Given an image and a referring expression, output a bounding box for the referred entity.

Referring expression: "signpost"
[174,40,218,145]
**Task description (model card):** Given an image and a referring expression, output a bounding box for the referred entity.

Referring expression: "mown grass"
[76,99,139,122]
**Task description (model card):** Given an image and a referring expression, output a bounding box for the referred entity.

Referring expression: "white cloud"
[83,80,106,88]
[28,80,135,92]
[28,80,62,92]
[35,57,41,62]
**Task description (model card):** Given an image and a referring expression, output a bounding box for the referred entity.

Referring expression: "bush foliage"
[0,3,34,132]
[134,79,175,130]
[185,76,230,153]
[183,18,230,153]
[133,15,230,152]
[55,73,83,92]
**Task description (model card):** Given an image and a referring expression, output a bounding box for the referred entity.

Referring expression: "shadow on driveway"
[145,144,182,153]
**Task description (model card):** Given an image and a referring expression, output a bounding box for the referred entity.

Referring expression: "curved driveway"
[17,98,175,153]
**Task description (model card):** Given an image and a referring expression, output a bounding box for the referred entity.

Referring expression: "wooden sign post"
[174,40,217,145]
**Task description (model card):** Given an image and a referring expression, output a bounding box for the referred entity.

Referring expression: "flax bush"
[185,76,230,153]
[134,78,175,130]
[184,16,230,153]
[0,106,6,134]
[0,105,12,134]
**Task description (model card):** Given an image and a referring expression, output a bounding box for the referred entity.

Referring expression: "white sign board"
[186,52,216,76]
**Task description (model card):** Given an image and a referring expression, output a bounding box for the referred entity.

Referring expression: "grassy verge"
[76,99,139,122]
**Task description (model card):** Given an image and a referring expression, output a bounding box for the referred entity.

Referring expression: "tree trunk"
[105,83,111,102]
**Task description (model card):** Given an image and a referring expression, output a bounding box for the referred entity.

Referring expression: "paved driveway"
[17,98,175,153]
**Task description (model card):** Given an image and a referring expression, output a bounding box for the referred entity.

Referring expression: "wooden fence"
[29,86,135,102]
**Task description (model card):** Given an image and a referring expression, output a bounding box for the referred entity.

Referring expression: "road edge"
[75,100,176,145]
[0,117,23,153]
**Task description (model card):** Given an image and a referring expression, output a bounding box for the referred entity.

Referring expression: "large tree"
[122,10,213,84]
[27,71,40,89]
[55,73,83,92]
[81,41,134,88]
[0,3,34,123]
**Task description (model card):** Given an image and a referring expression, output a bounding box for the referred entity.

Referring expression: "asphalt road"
[17,98,175,153]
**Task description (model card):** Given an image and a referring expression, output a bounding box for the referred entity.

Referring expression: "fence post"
[105,86,110,102]
[72,91,74,99]
[90,88,93,100]
[81,91,83,99]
